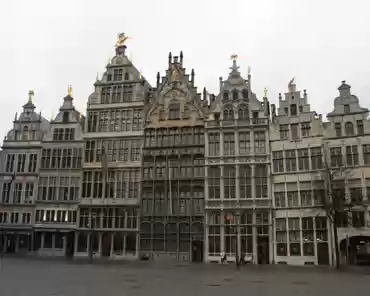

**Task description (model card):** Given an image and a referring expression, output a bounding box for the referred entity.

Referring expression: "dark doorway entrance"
[340,236,370,265]
[192,240,203,263]
[65,232,75,258]
[257,236,269,264]
[6,234,16,253]
[317,242,330,265]
[101,232,111,257]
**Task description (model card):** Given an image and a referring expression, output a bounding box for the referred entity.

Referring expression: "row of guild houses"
[0,33,369,266]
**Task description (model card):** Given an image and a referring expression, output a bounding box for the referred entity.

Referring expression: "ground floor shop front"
[74,230,139,260]
[205,209,273,264]
[139,217,204,263]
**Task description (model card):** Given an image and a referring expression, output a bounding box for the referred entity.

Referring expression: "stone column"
[235,131,239,155]
[86,233,91,256]
[235,165,240,201]
[204,212,209,262]
[251,165,256,199]
[15,234,20,253]
[220,211,225,254]
[2,235,7,253]
[268,210,274,264]
[299,217,304,257]
[98,233,102,256]
[40,232,45,249]
[252,211,258,264]
[110,233,114,258]
[135,232,139,258]
[123,234,127,255]
[63,234,67,256]
[73,232,79,255]
[313,218,318,265]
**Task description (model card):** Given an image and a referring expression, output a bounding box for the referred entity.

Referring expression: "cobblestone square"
[0,259,369,296]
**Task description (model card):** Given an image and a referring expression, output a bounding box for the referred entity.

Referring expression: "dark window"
[232,90,238,100]
[223,91,229,101]
[124,73,129,80]
[345,122,354,136]
[357,120,364,135]
[344,104,350,113]
[63,112,69,123]
[290,104,297,116]
[242,89,248,99]
[335,123,342,137]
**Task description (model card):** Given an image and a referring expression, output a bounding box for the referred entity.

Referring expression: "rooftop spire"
[229,54,240,76]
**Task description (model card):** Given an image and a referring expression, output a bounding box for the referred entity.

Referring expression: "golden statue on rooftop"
[116,33,130,47]
[230,54,238,61]
[28,90,34,103]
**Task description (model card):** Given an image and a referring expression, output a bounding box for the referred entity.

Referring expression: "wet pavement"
[0,258,369,296]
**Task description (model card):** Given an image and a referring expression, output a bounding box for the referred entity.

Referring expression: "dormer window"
[124,73,129,81]
[242,89,248,99]
[345,122,354,136]
[344,104,350,113]
[107,74,112,81]
[223,91,229,101]
[290,104,297,116]
[63,112,69,124]
[169,102,180,120]
[232,90,238,100]
[22,126,29,141]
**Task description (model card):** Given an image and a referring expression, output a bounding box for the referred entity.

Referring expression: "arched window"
[223,109,234,121]
[22,126,29,140]
[238,105,249,120]
[345,122,354,136]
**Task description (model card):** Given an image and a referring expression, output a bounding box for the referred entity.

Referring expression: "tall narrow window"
[238,132,250,155]
[345,122,354,136]
[335,123,342,137]
[291,124,299,140]
[223,133,235,156]
[279,125,289,140]
[330,147,343,167]
[301,122,311,137]
[290,104,297,116]
[357,120,364,135]
[254,131,265,154]
[63,112,69,123]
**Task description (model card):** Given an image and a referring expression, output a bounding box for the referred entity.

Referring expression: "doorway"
[257,236,269,264]
[101,233,111,257]
[191,240,203,263]
[317,242,330,265]
[65,232,75,258]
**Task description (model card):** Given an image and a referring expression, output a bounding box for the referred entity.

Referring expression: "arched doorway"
[340,236,370,265]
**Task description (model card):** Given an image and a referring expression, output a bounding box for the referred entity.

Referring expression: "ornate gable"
[145,52,206,128]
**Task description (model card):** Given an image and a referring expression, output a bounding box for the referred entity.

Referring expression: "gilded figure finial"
[116,33,130,47]
[230,54,238,61]
[28,90,34,103]
[248,66,251,75]
[289,77,295,87]
[264,87,268,97]
[68,85,73,97]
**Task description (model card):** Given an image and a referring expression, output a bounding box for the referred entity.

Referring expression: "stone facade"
[35,91,84,258]
[139,52,206,262]
[0,92,50,255]
[75,39,148,260]
[1,36,370,265]
[204,59,272,264]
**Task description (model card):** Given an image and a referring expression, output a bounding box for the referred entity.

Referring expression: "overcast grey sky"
[1,0,369,139]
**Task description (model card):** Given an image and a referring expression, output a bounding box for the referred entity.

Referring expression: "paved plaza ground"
[0,258,369,296]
